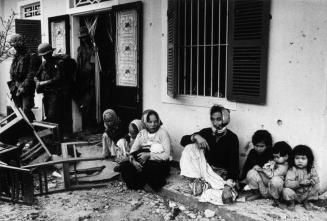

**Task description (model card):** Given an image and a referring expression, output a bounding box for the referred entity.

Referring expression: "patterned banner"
[116,9,138,87]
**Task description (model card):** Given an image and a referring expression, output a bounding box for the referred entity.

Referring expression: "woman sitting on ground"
[120,110,171,191]
[101,109,123,158]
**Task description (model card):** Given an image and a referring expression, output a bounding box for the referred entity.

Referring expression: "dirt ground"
[0,180,224,221]
[1,177,327,221]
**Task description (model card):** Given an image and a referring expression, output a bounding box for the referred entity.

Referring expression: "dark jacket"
[36,57,65,93]
[9,52,41,94]
[181,128,239,180]
[240,147,273,180]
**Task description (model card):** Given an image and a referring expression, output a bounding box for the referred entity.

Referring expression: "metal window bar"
[203,0,207,96]
[210,0,214,96]
[197,0,200,95]
[217,0,221,96]
[183,1,187,94]
[176,0,227,97]
[190,0,193,95]
[177,0,181,94]
[225,0,229,94]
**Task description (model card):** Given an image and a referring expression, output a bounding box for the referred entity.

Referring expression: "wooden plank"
[36,129,53,138]
[22,156,105,169]
[22,172,34,204]
[0,164,30,172]
[61,142,70,189]
[21,146,43,162]
[20,143,41,158]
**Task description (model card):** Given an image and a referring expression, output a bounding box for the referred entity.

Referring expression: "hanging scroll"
[116,9,138,87]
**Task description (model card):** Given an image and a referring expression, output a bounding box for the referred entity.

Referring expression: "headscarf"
[130,119,145,133]
[103,109,119,130]
[141,109,163,126]
[141,109,162,133]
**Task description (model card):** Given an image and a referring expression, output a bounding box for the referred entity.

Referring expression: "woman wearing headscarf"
[120,110,171,191]
[102,109,122,158]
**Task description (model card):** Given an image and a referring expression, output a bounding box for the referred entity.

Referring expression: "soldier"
[8,34,41,121]
[76,26,96,131]
[34,43,62,123]
[35,43,74,138]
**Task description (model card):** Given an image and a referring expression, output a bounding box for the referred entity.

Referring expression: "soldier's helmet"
[38,43,55,56]
[9,34,25,47]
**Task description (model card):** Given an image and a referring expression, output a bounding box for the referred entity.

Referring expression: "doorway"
[76,2,143,133]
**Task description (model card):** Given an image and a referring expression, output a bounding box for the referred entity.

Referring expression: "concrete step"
[155,167,256,221]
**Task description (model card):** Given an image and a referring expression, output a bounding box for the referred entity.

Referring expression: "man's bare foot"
[303,200,313,210]
[286,200,295,211]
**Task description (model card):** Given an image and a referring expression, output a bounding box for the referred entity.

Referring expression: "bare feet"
[245,190,262,201]
[303,200,313,210]
[286,200,295,211]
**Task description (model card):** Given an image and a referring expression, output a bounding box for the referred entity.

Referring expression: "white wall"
[155,0,327,192]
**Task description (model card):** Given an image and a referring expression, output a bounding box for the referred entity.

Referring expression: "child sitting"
[241,130,273,200]
[283,145,320,211]
[115,119,145,163]
[247,141,292,205]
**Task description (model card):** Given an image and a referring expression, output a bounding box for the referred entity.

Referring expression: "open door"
[111,2,143,130]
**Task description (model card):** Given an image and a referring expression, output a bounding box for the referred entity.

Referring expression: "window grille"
[177,0,228,97]
[22,2,40,18]
[74,0,111,7]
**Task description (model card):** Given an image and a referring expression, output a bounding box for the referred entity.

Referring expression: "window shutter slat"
[167,0,178,98]
[227,0,271,104]
[15,19,41,53]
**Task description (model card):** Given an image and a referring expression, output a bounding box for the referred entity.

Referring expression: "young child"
[241,130,273,200]
[115,119,145,163]
[246,141,292,205]
[283,145,320,211]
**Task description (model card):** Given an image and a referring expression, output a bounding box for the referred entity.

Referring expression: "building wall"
[156,0,327,191]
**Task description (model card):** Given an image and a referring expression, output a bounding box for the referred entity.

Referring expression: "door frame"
[112,1,143,116]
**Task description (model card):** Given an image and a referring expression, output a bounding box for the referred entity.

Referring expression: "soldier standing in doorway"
[8,34,41,122]
[76,26,96,131]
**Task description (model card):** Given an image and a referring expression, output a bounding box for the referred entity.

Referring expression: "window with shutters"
[15,19,41,53]
[21,2,41,18]
[167,0,270,104]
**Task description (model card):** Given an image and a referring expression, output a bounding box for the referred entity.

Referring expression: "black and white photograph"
[0,0,326,220]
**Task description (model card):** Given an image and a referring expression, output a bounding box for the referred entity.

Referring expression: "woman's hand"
[137,152,150,164]
[194,134,209,150]
[132,160,143,172]
[300,179,311,186]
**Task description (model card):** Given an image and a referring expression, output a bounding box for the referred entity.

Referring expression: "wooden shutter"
[15,19,41,53]
[227,0,271,104]
[167,0,178,98]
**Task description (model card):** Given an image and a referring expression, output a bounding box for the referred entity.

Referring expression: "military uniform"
[9,50,41,121]
[35,57,64,124]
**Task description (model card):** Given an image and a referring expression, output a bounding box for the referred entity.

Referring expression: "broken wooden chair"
[0,164,34,204]
[0,98,52,166]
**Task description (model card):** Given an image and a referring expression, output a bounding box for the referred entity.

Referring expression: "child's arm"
[129,132,142,159]
[310,168,320,185]
[284,168,300,189]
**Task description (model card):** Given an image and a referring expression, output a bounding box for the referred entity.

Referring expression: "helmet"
[9,34,24,47]
[37,43,55,56]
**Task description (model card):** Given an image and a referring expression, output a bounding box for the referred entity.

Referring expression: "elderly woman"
[120,110,171,191]
[102,109,122,158]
